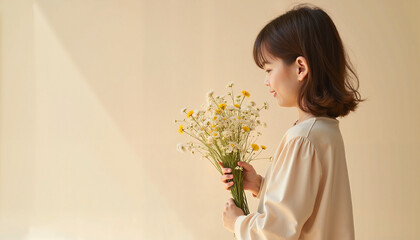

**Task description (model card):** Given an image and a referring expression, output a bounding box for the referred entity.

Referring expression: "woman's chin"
[275,97,282,106]
[276,96,289,107]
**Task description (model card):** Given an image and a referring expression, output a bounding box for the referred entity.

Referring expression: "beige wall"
[1,0,419,239]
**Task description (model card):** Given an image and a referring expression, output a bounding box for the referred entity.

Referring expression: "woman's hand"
[222,198,244,233]
[218,161,262,196]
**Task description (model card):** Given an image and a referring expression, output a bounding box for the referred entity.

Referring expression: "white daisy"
[226,105,235,111]
[207,90,214,98]
[226,141,237,153]
[222,130,232,138]
[211,132,220,137]
[234,166,244,171]
[192,110,199,118]
[177,143,187,153]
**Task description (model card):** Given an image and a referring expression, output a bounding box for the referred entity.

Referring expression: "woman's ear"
[295,56,309,82]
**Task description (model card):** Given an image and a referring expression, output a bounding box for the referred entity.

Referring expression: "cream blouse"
[234,117,355,240]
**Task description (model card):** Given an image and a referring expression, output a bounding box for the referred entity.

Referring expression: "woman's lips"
[270,90,277,97]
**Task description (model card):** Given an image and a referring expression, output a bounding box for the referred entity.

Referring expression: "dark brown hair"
[253,3,367,118]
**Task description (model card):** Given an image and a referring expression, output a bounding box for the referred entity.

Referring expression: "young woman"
[220,3,366,240]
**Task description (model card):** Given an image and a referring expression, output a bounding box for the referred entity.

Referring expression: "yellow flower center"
[187,110,194,118]
[251,144,259,151]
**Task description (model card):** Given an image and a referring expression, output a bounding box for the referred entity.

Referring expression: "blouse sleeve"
[234,136,323,240]
[252,176,265,199]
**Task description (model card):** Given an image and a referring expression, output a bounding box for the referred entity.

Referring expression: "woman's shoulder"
[284,117,342,148]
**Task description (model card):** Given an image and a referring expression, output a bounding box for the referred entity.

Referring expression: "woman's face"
[262,51,308,107]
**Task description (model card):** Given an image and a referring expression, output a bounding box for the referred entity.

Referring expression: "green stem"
[225,155,250,217]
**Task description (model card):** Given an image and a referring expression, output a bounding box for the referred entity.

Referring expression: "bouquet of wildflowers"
[174,82,272,218]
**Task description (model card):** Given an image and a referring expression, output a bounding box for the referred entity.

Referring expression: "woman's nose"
[264,76,270,86]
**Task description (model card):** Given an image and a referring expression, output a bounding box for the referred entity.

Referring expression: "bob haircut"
[253,3,366,118]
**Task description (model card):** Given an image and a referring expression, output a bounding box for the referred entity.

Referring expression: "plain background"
[1,0,419,239]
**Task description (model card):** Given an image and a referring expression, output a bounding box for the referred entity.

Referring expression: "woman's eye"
[265,70,271,73]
